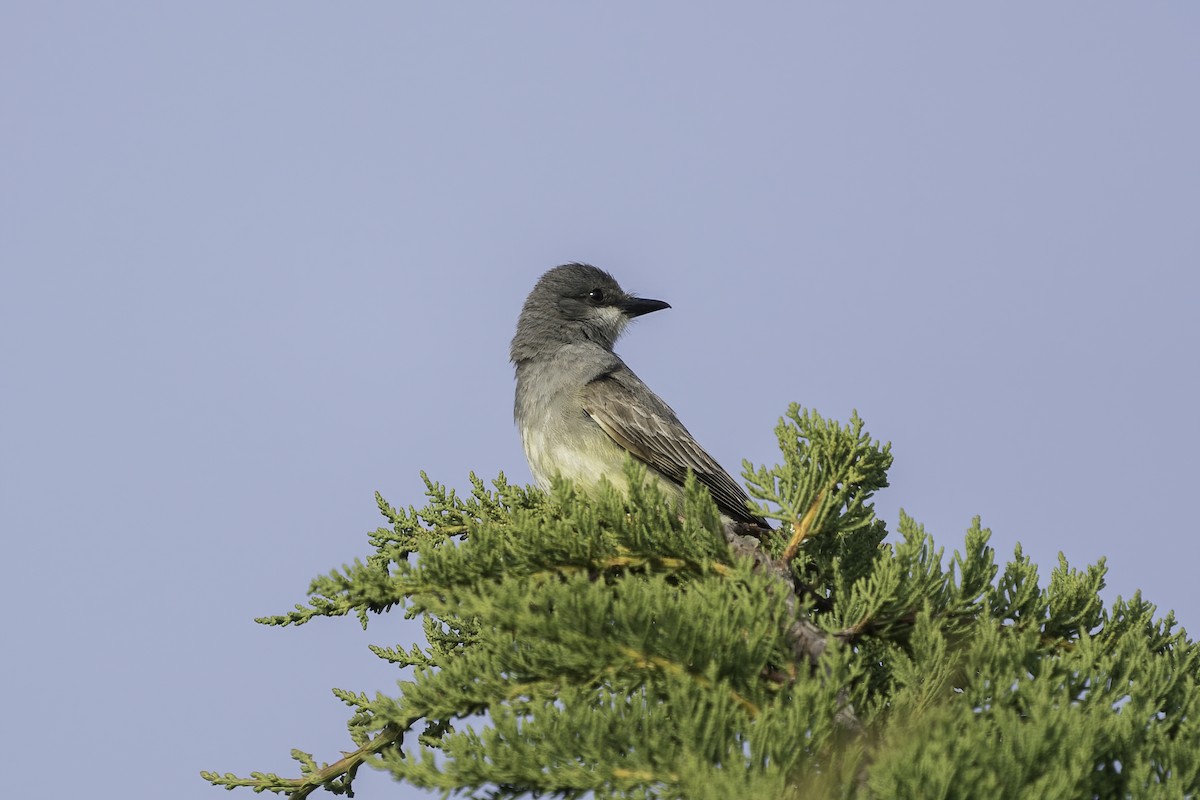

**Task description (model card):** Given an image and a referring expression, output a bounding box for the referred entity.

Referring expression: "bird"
[510,262,768,528]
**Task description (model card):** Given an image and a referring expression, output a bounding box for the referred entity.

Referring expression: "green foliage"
[203,408,1199,799]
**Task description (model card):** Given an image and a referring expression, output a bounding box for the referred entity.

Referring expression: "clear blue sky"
[3,5,1197,798]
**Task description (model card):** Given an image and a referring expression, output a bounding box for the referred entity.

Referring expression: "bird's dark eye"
[586,288,607,304]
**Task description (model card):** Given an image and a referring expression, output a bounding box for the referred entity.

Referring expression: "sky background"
[3,4,1198,798]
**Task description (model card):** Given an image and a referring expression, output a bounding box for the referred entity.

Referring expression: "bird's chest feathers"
[519,399,619,487]
[523,430,628,493]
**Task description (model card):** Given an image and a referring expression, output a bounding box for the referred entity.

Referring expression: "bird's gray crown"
[510,263,670,363]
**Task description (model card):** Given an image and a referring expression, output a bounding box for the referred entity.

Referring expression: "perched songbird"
[511,263,768,527]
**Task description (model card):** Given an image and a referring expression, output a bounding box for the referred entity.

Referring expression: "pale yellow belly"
[521,425,683,507]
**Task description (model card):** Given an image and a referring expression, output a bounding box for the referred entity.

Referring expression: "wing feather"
[580,371,767,526]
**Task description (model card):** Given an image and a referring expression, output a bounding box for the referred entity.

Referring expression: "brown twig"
[782,488,826,563]
[202,724,408,798]
[722,520,862,734]
[287,725,405,800]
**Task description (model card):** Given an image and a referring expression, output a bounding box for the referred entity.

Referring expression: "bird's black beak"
[617,296,671,318]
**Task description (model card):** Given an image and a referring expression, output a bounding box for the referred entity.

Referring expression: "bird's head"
[511,263,670,361]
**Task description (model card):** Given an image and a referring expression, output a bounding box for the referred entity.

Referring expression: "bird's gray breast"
[514,348,628,492]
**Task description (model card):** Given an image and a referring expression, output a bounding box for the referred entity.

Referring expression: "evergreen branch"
[207,407,1200,798]
[508,540,741,595]
[530,553,734,583]
[615,644,761,717]
[604,553,733,578]
[723,521,832,669]
[782,487,827,563]
[611,767,679,784]
[505,678,562,702]
[722,519,864,747]
[202,723,410,799]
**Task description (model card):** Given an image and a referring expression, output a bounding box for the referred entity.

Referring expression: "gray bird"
[511,263,768,527]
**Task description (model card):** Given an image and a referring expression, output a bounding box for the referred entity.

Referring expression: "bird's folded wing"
[580,373,764,525]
